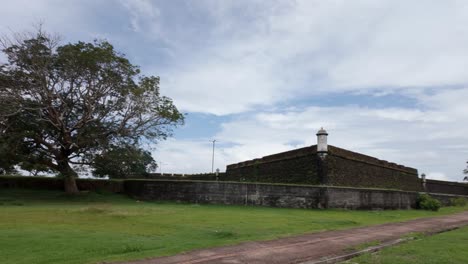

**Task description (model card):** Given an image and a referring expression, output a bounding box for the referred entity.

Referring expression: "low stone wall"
[325,187,418,209]
[0,176,124,193]
[124,180,463,210]
[1,177,465,209]
[429,192,466,206]
[125,180,325,208]
[425,179,468,196]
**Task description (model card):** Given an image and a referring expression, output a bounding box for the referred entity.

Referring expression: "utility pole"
[158,161,166,175]
[211,140,216,173]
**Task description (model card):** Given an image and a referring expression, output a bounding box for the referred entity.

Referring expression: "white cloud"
[426,172,451,182]
[3,1,468,115]
[161,59,285,115]
[150,139,234,174]
[119,0,161,34]
[5,1,465,116]
[119,0,468,115]
[156,88,468,181]
[1,1,467,182]
[0,1,99,42]
[328,1,468,89]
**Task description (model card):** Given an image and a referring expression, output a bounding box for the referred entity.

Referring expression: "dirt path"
[118,211,468,264]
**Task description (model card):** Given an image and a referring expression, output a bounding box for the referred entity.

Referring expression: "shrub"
[417,193,441,211]
[450,197,468,207]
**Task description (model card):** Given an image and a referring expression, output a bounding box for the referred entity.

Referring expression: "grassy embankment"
[346,226,468,264]
[1,188,467,264]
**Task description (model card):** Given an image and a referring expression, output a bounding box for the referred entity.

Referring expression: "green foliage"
[92,145,157,179]
[0,28,183,192]
[19,160,54,176]
[0,165,17,175]
[450,197,468,207]
[1,188,467,264]
[417,193,442,211]
[0,138,19,174]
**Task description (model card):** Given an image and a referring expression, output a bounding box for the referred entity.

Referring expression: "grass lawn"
[1,188,467,264]
[346,226,468,264]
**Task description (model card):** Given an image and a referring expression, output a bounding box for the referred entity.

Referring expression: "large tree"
[0,29,183,193]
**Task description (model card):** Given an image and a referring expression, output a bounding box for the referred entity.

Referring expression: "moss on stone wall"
[225,145,422,191]
[225,146,320,184]
[325,146,421,191]
[326,154,422,191]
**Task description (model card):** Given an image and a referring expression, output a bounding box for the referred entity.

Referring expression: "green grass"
[346,226,468,264]
[1,189,467,264]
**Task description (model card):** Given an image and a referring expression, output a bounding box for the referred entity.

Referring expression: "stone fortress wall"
[325,146,422,191]
[224,129,466,196]
[224,145,320,185]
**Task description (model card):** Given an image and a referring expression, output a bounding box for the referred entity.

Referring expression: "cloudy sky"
[1,0,468,181]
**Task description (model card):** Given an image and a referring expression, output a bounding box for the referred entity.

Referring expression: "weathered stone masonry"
[224,128,468,195]
[124,180,420,210]
[225,144,422,192]
[224,145,320,185]
[325,146,422,191]
[1,176,466,209]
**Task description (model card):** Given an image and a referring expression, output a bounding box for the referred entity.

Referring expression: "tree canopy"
[92,144,157,179]
[0,29,184,193]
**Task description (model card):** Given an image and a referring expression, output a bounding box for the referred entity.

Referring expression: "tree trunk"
[58,160,79,194]
[64,174,79,194]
